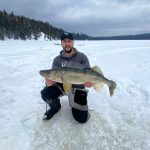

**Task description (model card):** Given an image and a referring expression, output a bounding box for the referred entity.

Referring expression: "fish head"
[39,69,62,82]
[39,69,55,80]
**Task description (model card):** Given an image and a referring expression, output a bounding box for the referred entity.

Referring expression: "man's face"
[61,38,74,53]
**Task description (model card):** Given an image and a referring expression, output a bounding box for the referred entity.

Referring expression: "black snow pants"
[41,83,89,123]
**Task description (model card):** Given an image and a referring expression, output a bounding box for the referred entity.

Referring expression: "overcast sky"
[0,0,150,36]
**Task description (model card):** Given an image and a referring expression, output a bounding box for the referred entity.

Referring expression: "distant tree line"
[0,10,89,40]
[1,10,149,41]
[89,34,150,40]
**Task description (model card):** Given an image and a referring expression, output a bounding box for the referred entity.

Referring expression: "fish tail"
[109,80,117,96]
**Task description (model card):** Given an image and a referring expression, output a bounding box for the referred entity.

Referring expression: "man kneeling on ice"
[41,32,92,123]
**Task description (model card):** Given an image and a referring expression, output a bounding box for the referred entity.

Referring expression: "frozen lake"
[0,39,150,150]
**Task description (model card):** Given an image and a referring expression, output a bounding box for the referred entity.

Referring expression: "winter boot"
[43,99,61,120]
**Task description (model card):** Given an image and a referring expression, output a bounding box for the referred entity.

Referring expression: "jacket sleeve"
[81,54,91,69]
[52,56,61,69]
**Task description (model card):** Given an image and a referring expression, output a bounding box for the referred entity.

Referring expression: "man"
[41,32,92,123]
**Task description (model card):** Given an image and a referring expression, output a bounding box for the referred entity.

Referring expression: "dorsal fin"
[91,65,104,76]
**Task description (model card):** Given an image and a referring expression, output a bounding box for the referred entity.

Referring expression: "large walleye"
[39,66,117,96]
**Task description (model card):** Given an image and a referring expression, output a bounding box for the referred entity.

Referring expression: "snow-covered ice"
[0,39,150,150]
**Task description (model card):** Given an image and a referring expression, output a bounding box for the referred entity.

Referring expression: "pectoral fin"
[93,83,103,92]
[63,83,72,94]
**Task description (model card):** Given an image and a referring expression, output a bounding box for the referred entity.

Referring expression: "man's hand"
[45,78,55,86]
[84,82,93,88]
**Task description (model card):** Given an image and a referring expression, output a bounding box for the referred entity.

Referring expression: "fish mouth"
[39,70,46,77]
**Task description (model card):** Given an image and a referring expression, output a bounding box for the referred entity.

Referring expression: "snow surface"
[0,39,150,150]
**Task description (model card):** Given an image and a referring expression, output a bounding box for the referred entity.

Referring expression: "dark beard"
[64,48,73,53]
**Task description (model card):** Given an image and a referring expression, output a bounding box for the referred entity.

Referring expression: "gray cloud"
[0,0,150,36]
